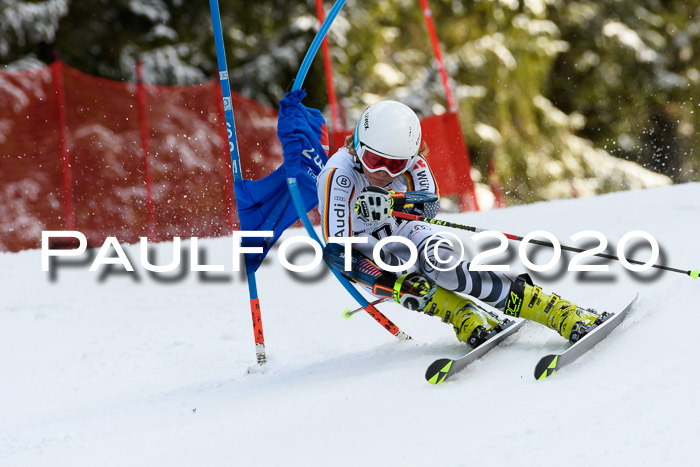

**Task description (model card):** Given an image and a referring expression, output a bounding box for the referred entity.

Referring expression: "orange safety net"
[0,65,65,252]
[0,61,282,252]
[0,61,476,254]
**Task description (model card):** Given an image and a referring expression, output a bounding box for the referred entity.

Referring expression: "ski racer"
[317,100,601,346]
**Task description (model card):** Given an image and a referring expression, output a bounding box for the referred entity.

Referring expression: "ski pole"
[343,298,391,319]
[392,210,699,280]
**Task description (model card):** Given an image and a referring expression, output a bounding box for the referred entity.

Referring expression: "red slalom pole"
[51,60,75,231]
[418,0,479,211]
[136,61,156,240]
[419,0,456,112]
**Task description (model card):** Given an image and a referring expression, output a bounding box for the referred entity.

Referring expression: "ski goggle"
[357,144,413,176]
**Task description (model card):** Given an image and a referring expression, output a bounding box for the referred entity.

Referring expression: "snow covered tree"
[547,0,700,183]
[0,0,70,68]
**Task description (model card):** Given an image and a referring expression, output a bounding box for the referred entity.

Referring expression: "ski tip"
[690,269,699,280]
[425,358,453,384]
[534,355,558,381]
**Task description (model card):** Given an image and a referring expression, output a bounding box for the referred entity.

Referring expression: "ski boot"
[394,272,503,347]
[504,274,601,343]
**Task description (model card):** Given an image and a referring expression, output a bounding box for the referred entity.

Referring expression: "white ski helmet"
[353,100,422,176]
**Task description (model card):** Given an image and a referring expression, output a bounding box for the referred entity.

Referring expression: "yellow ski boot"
[504,274,600,343]
[394,273,502,347]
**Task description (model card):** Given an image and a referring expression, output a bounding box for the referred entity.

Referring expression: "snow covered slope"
[2,184,699,467]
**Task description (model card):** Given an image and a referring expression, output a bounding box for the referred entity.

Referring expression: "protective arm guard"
[393,191,440,219]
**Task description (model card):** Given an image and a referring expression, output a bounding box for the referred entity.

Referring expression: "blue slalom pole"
[287,0,410,340]
[209,0,267,364]
[292,0,346,92]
